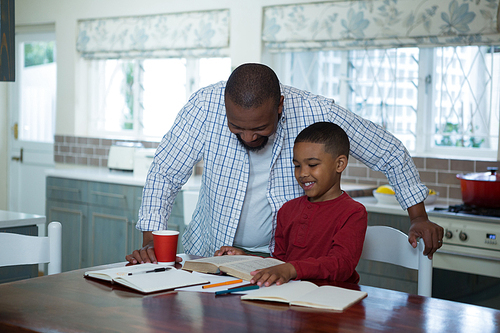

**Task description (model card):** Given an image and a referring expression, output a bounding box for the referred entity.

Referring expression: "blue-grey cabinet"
[46,176,185,272]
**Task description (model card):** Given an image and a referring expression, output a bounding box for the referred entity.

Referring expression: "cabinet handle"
[48,186,80,193]
[91,191,126,199]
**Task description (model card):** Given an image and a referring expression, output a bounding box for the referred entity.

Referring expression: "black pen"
[128,267,172,276]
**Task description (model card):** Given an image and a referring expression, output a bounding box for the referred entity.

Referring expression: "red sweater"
[272,192,367,283]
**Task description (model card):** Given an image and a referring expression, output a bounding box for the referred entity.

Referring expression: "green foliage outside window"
[24,41,55,67]
[121,62,135,130]
[435,122,484,148]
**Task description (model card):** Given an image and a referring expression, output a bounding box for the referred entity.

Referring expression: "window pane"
[432,46,499,151]
[142,58,187,138]
[199,57,231,87]
[101,60,135,132]
[346,48,419,151]
[19,41,57,142]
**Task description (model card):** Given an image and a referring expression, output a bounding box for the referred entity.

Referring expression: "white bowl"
[373,190,439,205]
[424,193,439,205]
[373,190,398,205]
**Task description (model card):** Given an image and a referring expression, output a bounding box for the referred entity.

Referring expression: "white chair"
[360,225,433,297]
[0,221,62,275]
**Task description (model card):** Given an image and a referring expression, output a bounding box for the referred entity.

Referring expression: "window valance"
[76,9,230,59]
[263,0,500,52]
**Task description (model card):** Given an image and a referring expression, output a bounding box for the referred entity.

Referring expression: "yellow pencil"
[202,279,243,289]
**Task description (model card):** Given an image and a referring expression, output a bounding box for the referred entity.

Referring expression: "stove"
[428,205,500,309]
[434,204,500,218]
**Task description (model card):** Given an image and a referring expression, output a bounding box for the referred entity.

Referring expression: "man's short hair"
[294,122,350,159]
[225,63,281,109]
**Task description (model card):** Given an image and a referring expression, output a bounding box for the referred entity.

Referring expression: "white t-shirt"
[232,135,275,253]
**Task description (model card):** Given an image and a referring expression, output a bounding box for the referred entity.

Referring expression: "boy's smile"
[293,142,344,202]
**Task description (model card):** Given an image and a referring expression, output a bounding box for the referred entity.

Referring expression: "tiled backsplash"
[343,157,500,202]
[55,135,500,202]
[54,135,159,167]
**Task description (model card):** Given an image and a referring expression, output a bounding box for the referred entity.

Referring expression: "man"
[126,63,443,265]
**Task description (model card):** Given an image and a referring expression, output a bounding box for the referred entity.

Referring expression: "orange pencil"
[202,279,243,289]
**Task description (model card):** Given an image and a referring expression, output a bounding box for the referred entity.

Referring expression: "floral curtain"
[263,0,500,52]
[76,9,230,59]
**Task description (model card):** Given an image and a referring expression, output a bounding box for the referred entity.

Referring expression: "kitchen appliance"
[133,148,156,178]
[429,206,500,309]
[456,167,500,208]
[107,142,143,171]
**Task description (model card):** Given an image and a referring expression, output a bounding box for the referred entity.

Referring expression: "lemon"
[376,185,395,195]
[429,189,437,195]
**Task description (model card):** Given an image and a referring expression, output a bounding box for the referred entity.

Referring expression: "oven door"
[433,244,500,310]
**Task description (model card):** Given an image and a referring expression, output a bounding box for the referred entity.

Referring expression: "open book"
[241,281,367,311]
[182,255,284,281]
[84,263,209,293]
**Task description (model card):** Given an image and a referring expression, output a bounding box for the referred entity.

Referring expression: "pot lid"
[457,167,500,182]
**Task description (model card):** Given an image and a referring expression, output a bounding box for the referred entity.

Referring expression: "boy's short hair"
[294,122,350,158]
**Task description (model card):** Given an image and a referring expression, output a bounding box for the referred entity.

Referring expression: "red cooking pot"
[456,167,500,208]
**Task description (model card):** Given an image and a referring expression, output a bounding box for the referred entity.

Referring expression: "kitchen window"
[76,9,231,140]
[83,57,231,140]
[272,45,500,159]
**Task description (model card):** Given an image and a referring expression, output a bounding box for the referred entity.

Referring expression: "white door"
[8,32,56,216]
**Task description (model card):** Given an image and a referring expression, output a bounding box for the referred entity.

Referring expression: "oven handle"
[437,249,500,262]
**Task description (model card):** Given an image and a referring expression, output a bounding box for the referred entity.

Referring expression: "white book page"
[289,286,367,310]
[114,269,209,293]
[241,281,317,303]
[221,257,283,274]
[188,255,258,265]
[84,263,171,281]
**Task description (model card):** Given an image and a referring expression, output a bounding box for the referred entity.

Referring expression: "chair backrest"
[0,221,62,275]
[360,225,432,297]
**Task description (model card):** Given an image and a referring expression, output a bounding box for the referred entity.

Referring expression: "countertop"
[0,210,46,229]
[45,166,201,190]
[45,166,375,196]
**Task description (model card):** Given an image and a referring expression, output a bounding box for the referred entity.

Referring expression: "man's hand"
[407,203,444,259]
[250,263,297,287]
[214,246,246,256]
[125,231,183,264]
[126,239,156,264]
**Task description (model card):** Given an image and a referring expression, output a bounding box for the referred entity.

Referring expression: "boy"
[215,122,367,286]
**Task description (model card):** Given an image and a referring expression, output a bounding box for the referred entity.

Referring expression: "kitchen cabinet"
[46,176,185,272]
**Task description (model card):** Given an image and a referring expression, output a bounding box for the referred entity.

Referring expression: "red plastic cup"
[152,230,179,265]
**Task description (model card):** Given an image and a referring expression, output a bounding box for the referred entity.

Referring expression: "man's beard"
[236,134,269,152]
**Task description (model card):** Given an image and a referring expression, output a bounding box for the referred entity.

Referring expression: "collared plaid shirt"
[137,81,427,257]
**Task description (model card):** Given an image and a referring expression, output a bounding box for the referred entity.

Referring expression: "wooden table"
[1,261,499,333]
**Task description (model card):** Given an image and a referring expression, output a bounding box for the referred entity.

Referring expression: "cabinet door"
[88,182,135,210]
[46,177,87,203]
[87,206,135,266]
[130,186,145,253]
[46,200,87,272]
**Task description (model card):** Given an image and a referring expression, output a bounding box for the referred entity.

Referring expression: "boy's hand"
[214,246,246,256]
[250,263,297,287]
